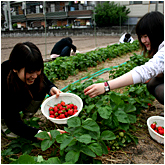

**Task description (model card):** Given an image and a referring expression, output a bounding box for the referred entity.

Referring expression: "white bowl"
[147,116,164,144]
[41,93,83,124]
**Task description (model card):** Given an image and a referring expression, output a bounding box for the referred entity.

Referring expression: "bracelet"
[106,81,110,91]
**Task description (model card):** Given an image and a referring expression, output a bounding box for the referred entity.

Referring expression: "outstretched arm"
[84,72,133,98]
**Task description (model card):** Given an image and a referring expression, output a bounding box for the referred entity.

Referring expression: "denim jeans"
[60,46,71,57]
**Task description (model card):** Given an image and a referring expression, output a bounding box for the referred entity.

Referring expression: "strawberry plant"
[44,41,140,81]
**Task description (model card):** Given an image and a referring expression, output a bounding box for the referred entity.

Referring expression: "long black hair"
[7,42,44,98]
[136,11,164,58]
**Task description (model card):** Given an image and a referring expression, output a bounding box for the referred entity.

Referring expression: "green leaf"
[88,143,103,156]
[67,117,81,127]
[100,130,116,140]
[98,106,112,119]
[60,136,74,150]
[13,154,35,164]
[124,104,136,113]
[65,150,80,163]
[81,145,96,157]
[56,133,68,143]
[45,157,61,164]
[82,118,100,132]
[35,131,50,140]
[41,139,55,151]
[50,130,60,139]
[22,144,33,154]
[86,104,95,113]
[114,110,130,123]
[127,114,137,123]
[77,134,91,144]
[98,140,108,155]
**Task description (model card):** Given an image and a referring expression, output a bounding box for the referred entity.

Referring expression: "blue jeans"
[60,46,71,57]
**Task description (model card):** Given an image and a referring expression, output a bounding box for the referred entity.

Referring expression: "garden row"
[2,47,155,164]
[44,40,140,81]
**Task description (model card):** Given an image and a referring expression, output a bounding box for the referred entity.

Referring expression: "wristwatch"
[104,81,110,92]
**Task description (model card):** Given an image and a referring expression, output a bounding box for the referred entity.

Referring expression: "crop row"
[44,41,140,81]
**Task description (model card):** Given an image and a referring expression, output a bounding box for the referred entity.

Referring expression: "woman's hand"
[50,87,62,98]
[84,83,105,98]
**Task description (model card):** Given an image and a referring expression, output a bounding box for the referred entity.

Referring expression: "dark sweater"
[1,60,56,141]
[51,38,76,55]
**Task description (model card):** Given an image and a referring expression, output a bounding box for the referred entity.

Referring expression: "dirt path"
[1,36,164,164]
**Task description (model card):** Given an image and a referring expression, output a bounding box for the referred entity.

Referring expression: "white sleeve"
[130,47,164,84]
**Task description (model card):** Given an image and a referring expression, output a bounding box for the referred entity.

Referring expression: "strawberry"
[54,112,58,117]
[59,114,65,119]
[64,112,68,116]
[74,105,78,109]
[154,129,158,133]
[49,111,54,115]
[68,110,73,116]
[53,106,58,112]
[70,104,74,108]
[49,115,54,118]
[158,129,164,135]
[58,110,62,114]
[66,104,71,109]
[49,107,54,111]
[74,109,78,113]
[148,103,151,107]
[61,101,65,106]
[150,122,157,130]
[59,106,63,110]
[157,126,163,131]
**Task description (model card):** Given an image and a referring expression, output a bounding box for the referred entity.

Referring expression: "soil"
[1,36,164,164]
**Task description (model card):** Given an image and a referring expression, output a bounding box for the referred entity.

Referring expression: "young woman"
[84,11,164,105]
[1,42,64,141]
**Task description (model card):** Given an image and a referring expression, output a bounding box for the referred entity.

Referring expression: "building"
[1,1,164,30]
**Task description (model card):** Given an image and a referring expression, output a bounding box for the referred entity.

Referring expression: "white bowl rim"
[147,116,164,139]
[41,93,83,122]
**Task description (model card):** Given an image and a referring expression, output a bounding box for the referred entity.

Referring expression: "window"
[129,1,142,5]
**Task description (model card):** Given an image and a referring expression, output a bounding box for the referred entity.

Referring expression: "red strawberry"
[59,114,65,119]
[154,130,158,133]
[157,126,163,131]
[74,105,78,109]
[58,110,62,114]
[151,122,157,130]
[59,106,63,110]
[61,101,65,106]
[49,115,54,118]
[49,111,54,115]
[68,110,73,116]
[66,104,71,109]
[54,112,58,117]
[74,109,78,113]
[65,112,68,116]
[53,106,58,112]
[49,107,54,111]
[70,104,74,108]
[158,129,164,135]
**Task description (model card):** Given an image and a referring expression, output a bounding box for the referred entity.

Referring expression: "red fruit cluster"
[49,101,78,119]
[150,122,164,136]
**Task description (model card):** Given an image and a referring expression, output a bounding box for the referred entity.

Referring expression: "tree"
[94,1,130,27]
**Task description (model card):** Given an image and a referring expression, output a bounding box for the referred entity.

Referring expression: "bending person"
[84,11,164,105]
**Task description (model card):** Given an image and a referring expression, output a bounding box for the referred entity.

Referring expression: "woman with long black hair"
[1,42,64,141]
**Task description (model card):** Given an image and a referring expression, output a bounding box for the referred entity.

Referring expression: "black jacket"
[1,60,56,141]
[51,38,76,55]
